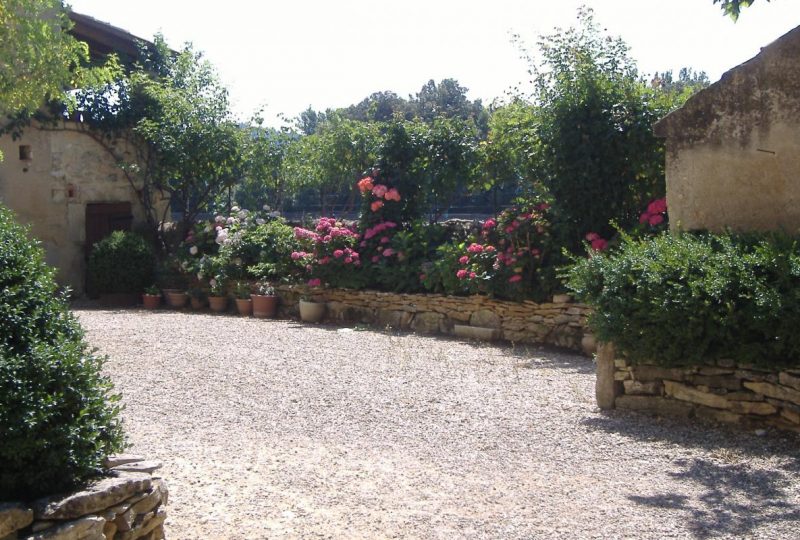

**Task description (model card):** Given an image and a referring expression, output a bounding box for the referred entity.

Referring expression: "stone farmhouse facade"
[654,25,800,233]
[0,13,166,295]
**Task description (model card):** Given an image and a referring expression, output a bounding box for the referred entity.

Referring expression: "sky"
[68,0,800,127]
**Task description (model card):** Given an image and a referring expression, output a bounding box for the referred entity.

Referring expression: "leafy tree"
[236,121,298,212]
[0,0,86,117]
[517,8,669,252]
[714,0,766,20]
[65,37,245,251]
[341,91,414,122]
[412,78,489,135]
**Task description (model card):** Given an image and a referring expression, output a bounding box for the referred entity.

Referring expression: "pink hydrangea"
[467,243,484,254]
[459,255,469,265]
[456,269,468,280]
[372,184,388,198]
[380,236,390,244]
[648,198,667,215]
[384,188,401,202]
[483,219,496,230]
[383,248,395,257]
[307,278,322,287]
[333,249,344,258]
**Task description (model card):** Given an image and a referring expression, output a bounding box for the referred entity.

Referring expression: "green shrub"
[88,231,155,294]
[0,204,124,501]
[566,231,800,367]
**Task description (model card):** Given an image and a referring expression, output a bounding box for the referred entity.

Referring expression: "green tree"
[517,8,668,252]
[714,0,766,20]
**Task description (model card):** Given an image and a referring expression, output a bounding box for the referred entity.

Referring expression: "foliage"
[714,0,765,20]
[0,204,124,500]
[514,7,669,254]
[423,203,557,301]
[87,231,155,295]
[293,217,365,289]
[566,230,800,367]
[0,1,86,120]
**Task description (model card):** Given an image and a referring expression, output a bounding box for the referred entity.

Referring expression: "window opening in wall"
[19,145,32,161]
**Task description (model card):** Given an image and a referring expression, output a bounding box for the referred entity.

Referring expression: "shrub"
[87,231,155,294]
[0,204,124,500]
[566,231,800,367]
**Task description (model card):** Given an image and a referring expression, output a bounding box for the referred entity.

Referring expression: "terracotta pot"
[164,290,189,309]
[251,294,278,318]
[299,299,325,323]
[142,294,161,310]
[190,297,205,310]
[208,295,228,313]
[235,298,253,316]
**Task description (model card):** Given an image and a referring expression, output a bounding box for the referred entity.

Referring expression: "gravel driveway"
[77,308,800,539]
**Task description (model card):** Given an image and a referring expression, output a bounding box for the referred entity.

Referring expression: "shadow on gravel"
[585,413,800,538]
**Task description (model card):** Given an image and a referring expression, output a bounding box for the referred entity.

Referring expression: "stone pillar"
[596,342,618,409]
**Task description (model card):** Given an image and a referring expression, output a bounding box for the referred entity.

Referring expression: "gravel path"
[77,308,800,539]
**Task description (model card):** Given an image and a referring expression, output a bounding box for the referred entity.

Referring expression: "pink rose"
[483,219,496,230]
[333,249,344,258]
[383,248,395,257]
[372,184,388,198]
[456,269,468,279]
[459,255,469,265]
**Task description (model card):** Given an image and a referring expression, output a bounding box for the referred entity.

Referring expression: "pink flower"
[384,188,401,201]
[344,257,353,264]
[291,251,306,260]
[380,236,390,244]
[307,278,321,287]
[384,221,397,228]
[640,212,651,224]
[591,238,609,251]
[333,249,344,258]
[467,243,484,253]
[485,245,496,252]
[357,177,374,193]
[456,269,468,279]
[371,200,384,212]
[648,214,664,226]
[371,255,380,263]
[459,255,469,265]
[505,226,515,234]
[585,232,600,242]
[360,240,367,247]
[483,219,496,230]
[469,272,476,279]
[648,198,667,215]
[383,248,395,257]
[372,184,388,198]
[508,275,523,283]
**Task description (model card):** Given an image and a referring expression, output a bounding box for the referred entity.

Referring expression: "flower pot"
[251,294,278,318]
[299,299,325,323]
[208,295,228,313]
[235,298,253,316]
[164,290,189,309]
[190,297,205,310]
[142,294,161,310]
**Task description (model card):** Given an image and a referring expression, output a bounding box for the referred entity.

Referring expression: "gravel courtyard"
[78,308,800,539]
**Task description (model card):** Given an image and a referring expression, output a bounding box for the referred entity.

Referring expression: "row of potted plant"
[141,282,282,319]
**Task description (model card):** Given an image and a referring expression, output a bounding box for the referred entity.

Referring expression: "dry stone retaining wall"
[596,344,800,432]
[1,456,167,540]
[276,285,594,354]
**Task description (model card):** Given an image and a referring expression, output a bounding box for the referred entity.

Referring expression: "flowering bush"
[582,197,669,255]
[423,203,557,301]
[292,217,365,289]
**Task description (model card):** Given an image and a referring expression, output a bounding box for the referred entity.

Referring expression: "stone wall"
[1,455,168,540]
[595,344,800,432]
[276,285,594,354]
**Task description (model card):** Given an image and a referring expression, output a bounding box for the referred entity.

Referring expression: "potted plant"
[188,287,206,310]
[251,282,278,318]
[299,281,325,323]
[164,288,189,309]
[207,278,228,313]
[142,284,161,310]
[234,281,252,316]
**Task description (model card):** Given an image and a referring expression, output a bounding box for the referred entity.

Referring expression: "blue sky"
[68,0,800,126]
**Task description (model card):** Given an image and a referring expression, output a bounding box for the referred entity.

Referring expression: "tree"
[69,37,244,251]
[519,7,667,252]
[0,0,89,159]
[412,78,489,135]
[714,0,766,20]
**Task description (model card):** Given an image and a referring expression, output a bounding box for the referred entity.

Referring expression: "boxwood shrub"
[0,205,125,501]
[87,230,155,295]
[566,231,800,368]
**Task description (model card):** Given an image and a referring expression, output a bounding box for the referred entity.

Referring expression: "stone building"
[0,13,165,295]
[654,25,800,233]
